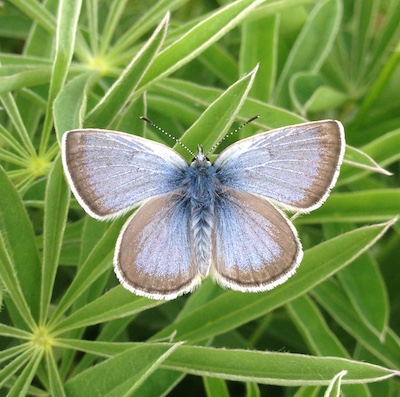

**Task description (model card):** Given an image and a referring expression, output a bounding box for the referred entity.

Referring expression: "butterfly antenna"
[206,115,260,156]
[140,116,195,157]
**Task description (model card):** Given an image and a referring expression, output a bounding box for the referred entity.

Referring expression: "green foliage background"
[0,0,399,396]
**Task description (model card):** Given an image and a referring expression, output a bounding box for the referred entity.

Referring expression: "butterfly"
[61,118,345,300]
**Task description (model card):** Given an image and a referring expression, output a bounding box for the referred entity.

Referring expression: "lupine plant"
[0,0,399,396]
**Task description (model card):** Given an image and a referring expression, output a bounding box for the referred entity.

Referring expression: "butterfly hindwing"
[114,192,202,300]
[62,129,187,220]
[213,120,345,212]
[211,189,302,291]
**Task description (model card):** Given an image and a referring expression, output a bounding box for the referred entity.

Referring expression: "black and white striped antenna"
[205,115,260,156]
[141,115,260,158]
[140,116,195,157]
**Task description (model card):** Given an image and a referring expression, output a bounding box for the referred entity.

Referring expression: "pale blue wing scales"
[213,120,345,212]
[114,192,202,300]
[61,129,187,219]
[211,190,302,291]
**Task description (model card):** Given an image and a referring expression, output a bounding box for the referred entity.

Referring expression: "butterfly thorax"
[186,146,219,275]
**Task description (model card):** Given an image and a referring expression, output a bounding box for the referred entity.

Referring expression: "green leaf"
[240,15,278,102]
[46,349,66,397]
[199,45,238,86]
[53,72,96,141]
[0,67,53,94]
[362,0,400,82]
[85,13,169,128]
[313,279,400,369]
[51,286,163,335]
[0,347,35,390]
[7,349,43,397]
[339,129,400,185]
[22,0,59,59]
[323,370,347,397]
[274,0,342,108]
[0,92,36,156]
[162,345,397,386]
[297,190,400,224]
[136,0,267,93]
[97,0,129,56]
[152,220,395,344]
[342,145,392,178]
[39,0,83,155]
[176,65,258,158]
[351,0,377,80]
[106,0,190,58]
[48,340,399,387]
[64,343,182,397]
[287,296,371,396]
[0,324,32,340]
[290,72,348,114]
[40,156,70,325]
[287,295,348,357]
[8,0,57,36]
[48,217,126,328]
[151,77,305,129]
[245,382,261,397]
[0,166,40,328]
[113,94,147,135]
[338,252,389,338]
[203,376,230,397]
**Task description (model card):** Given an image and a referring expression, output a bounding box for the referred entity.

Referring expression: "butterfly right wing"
[213,120,345,212]
[62,129,187,220]
[114,192,202,300]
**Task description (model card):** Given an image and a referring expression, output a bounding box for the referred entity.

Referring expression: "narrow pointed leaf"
[0,166,40,327]
[176,65,258,158]
[46,349,66,397]
[240,15,277,102]
[274,0,342,108]
[85,13,169,128]
[313,279,400,368]
[162,345,397,386]
[64,343,182,397]
[324,370,347,397]
[39,0,83,155]
[54,72,95,141]
[40,156,70,324]
[52,286,163,335]
[343,145,392,176]
[48,217,126,327]
[136,0,267,93]
[297,191,400,224]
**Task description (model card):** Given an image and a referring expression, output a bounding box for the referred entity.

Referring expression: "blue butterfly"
[61,119,345,300]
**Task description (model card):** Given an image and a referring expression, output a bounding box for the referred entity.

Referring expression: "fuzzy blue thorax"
[186,146,218,275]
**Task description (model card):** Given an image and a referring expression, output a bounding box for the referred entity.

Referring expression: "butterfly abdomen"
[188,154,218,275]
[191,200,213,275]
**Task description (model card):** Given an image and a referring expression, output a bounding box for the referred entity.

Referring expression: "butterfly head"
[191,145,211,169]
[190,145,211,168]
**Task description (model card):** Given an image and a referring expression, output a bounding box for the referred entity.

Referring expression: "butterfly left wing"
[62,129,187,220]
[213,120,345,212]
[211,189,302,292]
[114,192,202,300]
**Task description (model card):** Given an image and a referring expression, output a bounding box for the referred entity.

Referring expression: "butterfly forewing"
[211,190,302,291]
[213,120,345,212]
[114,192,202,300]
[62,129,187,220]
